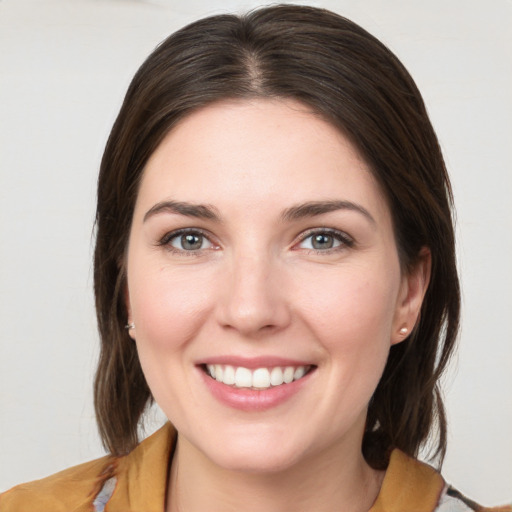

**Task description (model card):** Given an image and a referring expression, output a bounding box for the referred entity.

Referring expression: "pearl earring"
[125,322,135,330]
[399,326,408,335]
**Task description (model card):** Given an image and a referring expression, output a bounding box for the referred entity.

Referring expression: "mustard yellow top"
[1,424,510,512]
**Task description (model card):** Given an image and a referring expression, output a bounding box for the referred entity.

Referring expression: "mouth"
[202,364,315,390]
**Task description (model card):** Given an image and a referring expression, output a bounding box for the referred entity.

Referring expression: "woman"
[1,5,509,511]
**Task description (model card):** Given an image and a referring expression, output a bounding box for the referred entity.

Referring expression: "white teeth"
[206,364,310,389]
[294,366,306,380]
[283,366,294,384]
[252,368,270,388]
[235,367,253,387]
[270,367,284,386]
[223,365,235,385]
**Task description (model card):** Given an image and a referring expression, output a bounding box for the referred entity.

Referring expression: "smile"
[205,364,311,390]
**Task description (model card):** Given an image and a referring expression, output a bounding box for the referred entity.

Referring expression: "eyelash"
[158,228,215,255]
[295,228,354,253]
[157,227,354,255]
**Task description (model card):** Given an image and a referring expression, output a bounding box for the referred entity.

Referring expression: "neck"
[166,435,384,512]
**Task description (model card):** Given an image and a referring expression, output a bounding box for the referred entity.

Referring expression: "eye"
[297,229,353,251]
[160,229,214,252]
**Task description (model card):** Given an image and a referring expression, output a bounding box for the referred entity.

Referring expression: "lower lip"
[199,367,313,411]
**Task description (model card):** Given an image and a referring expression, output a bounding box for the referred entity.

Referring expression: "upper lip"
[198,355,314,369]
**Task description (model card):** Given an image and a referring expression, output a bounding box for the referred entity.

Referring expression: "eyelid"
[156,226,353,254]
[157,227,219,253]
[294,227,354,251]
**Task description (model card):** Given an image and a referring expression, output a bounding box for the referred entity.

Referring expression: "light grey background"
[1,0,511,504]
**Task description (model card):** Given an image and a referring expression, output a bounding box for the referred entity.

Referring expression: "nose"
[215,252,292,338]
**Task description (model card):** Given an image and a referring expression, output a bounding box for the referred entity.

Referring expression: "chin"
[210,447,301,475]
[189,430,307,475]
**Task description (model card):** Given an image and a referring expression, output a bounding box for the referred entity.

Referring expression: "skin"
[125,99,430,512]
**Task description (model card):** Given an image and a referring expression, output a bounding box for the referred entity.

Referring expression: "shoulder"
[373,450,511,512]
[435,486,512,512]
[0,455,117,512]
[0,424,175,512]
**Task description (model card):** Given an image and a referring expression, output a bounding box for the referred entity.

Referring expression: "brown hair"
[94,4,460,469]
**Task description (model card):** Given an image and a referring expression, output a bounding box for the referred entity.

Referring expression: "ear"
[125,284,136,340]
[391,247,431,345]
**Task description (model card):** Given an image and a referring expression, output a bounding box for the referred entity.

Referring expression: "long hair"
[94,4,460,469]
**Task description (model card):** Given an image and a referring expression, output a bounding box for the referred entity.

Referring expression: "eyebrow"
[281,200,376,225]
[143,199,375,225]
[143,200,221,223]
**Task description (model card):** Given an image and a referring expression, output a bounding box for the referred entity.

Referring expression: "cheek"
[127,265,216,418]
[296,263,400,390]
[299,265,400,340]
[129,264,215,355]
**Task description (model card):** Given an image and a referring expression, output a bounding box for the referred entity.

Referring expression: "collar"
[107,423,176,511]
[370,449,445,512]
[108,424,444,512]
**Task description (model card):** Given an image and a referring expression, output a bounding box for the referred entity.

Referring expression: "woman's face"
[126,99,427,473]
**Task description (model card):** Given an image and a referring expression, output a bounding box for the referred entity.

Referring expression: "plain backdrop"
[0,0,511,504]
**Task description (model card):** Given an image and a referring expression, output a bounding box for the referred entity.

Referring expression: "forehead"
[136,99,389,221]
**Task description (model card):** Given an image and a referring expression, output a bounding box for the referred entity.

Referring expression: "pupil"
[312,234,333,249]
[182,234,202,250]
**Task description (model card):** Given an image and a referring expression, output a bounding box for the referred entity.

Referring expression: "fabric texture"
[1,423,510,512]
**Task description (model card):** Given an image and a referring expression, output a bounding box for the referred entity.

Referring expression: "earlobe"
[124,285,136,340]
[392,247,431,345]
